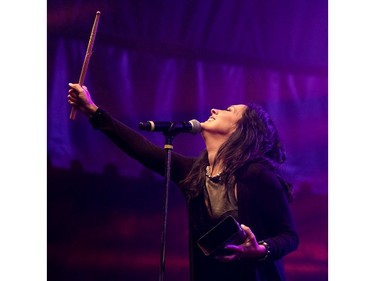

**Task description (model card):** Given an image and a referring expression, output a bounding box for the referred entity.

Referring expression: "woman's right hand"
[67,83,98,117]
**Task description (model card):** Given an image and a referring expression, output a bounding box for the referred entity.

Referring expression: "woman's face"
[201,104,248,135]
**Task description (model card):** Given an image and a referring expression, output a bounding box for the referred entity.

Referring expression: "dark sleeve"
[89,108,195,183]
[237,165,299,261]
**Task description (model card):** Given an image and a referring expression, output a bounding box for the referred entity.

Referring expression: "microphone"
[138,119,201,135]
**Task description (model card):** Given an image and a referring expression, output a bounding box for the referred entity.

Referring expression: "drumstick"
[70,11,101,120]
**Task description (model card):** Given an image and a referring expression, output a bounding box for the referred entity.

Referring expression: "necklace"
[205,166,223,183]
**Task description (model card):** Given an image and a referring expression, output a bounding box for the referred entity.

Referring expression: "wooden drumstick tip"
[96,11,101,15]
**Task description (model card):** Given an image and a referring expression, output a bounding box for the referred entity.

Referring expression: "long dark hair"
[180,103,294,201]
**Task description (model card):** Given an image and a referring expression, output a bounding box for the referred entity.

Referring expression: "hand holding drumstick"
[69,11,101,120]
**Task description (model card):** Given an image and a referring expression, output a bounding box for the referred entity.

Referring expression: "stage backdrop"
[47,1,328,280]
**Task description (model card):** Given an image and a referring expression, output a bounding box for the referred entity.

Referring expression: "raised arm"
[67,83,195,183]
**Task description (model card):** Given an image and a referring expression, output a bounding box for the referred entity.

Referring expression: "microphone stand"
[139,121,200,281]
[159,132,175,281]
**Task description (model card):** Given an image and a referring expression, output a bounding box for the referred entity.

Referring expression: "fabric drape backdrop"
[47,0,328,280]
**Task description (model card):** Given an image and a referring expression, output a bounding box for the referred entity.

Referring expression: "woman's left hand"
[215,224,267,262]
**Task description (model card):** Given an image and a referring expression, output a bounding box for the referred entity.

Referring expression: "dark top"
[204,175,239,221]
[90,108,299,281]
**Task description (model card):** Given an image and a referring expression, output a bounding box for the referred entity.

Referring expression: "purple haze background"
[47,1,328,280]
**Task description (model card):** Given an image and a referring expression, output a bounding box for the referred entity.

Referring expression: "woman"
[67,83,299,281]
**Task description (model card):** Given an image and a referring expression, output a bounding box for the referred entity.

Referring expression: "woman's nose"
[211,108,218,114]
